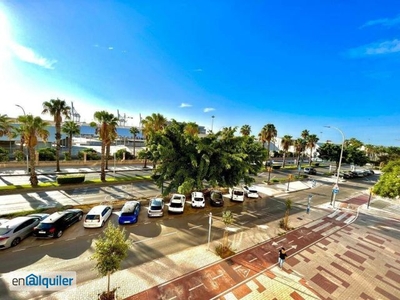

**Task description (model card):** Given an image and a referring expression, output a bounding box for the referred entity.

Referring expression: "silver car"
[0,214,49,249]
[148,198,164,217]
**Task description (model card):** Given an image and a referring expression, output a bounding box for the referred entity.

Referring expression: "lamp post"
[211,115,215,132]
[15,104,29,173]
[324,125,344,208]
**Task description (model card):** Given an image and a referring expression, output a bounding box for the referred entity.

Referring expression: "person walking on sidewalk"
[278,247,287,269]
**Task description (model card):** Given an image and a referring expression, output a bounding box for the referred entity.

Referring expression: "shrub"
[0,147,9,162]
[38,147,56,161]
[115,149,134,160]
[14,150,24,161]
[57,174,85,184]
[78,148,100,160]
[272,165,281,169]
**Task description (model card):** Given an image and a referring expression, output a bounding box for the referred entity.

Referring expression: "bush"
[0,147,9,162]
[272,165,281,169]
[78,148,100,160]
[14,150,24,161]
[57,174,85,184]
[115,149,134,160]
[38,147,56,161]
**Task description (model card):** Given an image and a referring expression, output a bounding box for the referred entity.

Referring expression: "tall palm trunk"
[309,147,313,166]
[100,143,106,181]
[68,133,73,157]
[105,144,111,170]
[55,124,61,172]
[28,147,38,187]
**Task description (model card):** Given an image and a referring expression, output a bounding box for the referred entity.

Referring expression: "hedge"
[57,174,86,185]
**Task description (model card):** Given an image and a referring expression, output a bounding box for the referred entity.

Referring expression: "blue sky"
[0,1,399,146]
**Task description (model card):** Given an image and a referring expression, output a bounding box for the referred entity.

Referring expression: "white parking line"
[162,231,177,237]
[39,242,54,246]
[249,257,257,263]
[189,283,204,291]
[212,274,223,280]
[132,237,153,245]
[263,251,271,256]
[189,225,203,230]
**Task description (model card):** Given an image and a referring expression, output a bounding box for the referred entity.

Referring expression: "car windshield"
[234,191,244,195]
[121,212,135,216]
[249,189,257,193]
[150,200,162,210]
[211,192,222,200]
[194,197,203,201]
[85,215,100,221]
[37,223,54,229]
[0,228,11,235]
[170,202,182,208]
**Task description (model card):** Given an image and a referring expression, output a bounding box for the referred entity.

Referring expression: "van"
[84,205,113,228]
[229,187,245,202]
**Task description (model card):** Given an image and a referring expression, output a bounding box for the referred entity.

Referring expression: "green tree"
[17,115,50,187]
[91,111,119,181]
[146,121,266,195]
[317,143,343,171]
[293,138,305,167]
[281,135,293,168]
[0,114,12,138]
[306,134,319,165]
[129,126,140,157]
[141,113,168,168]
[42,98,71,172]
[184,122,199,136]
[62,120,81,159]
[240,124,251,136]
[373,159,400,198]
[91,223,129,299]
[222,210,234,252]
[259,124,277,160]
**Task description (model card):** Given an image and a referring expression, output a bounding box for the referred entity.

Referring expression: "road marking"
[189,283,204,291]
[66,237,76,241]
[327,210,340,218]
[212,274,223,280]
[249,257,257,263]
[288,240,294,244]
[307,232,312,235]
[163,231,177,237]
[12,248,26,252]
[189,225,203,230]
[167,296,177,300]
[297,236,304,239]
[233,265,241,270]
[263,251,271,256]
[39,242,54,246]
[345,216,356,224]
[132,238,153,245]
[336,213,348,221]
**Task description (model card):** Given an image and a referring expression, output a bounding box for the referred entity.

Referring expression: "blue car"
[118,201,141,224]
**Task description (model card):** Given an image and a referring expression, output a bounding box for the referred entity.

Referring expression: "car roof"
[192,192,204,197]
[121,201,139,212]
[87,205,111,214]
[42,209,82,223]
[150,198,163,203]
[0,216,37,229]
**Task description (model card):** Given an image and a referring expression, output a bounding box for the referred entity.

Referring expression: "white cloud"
[108,47,113,50]
[361,15,400,28]
[193,68,203,72]
[179,103,192,108]
[9,42,57,69]
[203,107,215,113]
[347,39,400,57]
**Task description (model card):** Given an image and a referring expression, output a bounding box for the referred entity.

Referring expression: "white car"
[191,192,205,208]
[229,187,245,202]
[168,194,186,213]
[243,186,259,198]
[83,205,113,228]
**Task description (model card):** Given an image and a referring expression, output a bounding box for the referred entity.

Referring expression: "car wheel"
[56,230,63,238]
[78,213,83,221]
[101,221,105,227]
[11,237,21,247]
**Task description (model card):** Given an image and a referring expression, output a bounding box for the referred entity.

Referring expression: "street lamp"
[324,125,345,208]
[15,104,29,173]
[211,116,215,132]
[15,104,26,116]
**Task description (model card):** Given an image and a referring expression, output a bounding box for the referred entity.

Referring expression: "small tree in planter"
[280,199,292,230]
[216,210,235,258]
[91,223,129,300]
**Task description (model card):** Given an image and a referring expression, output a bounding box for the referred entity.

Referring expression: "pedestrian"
[278,247,287,269]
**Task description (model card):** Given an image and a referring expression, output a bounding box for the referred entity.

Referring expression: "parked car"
[229,187,245,201]
[243,186,259,199]
[168,194,186,214]
[191,192,205,208]
[0,214,49,249]
[33,209,83,238]
[118,201,141,224]
[210,190,224,207]
[304,167,317,175]
[84,205,113,228]
[148,198,164,217]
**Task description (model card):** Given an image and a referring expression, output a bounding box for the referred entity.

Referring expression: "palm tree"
[293,138,304,168]
[141,113,167,168]
[307,134,319,165]
[17,115,49,187]
[240,124,251,136]
[92,111,119,181]
[301,130,310,162]
[184,122,199,136]
[281,135,293,168]
[42,99,71,172]
[129,127,140,157]
[264,124,277,159]
[62,121,81,159]
[0,114,12,138]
